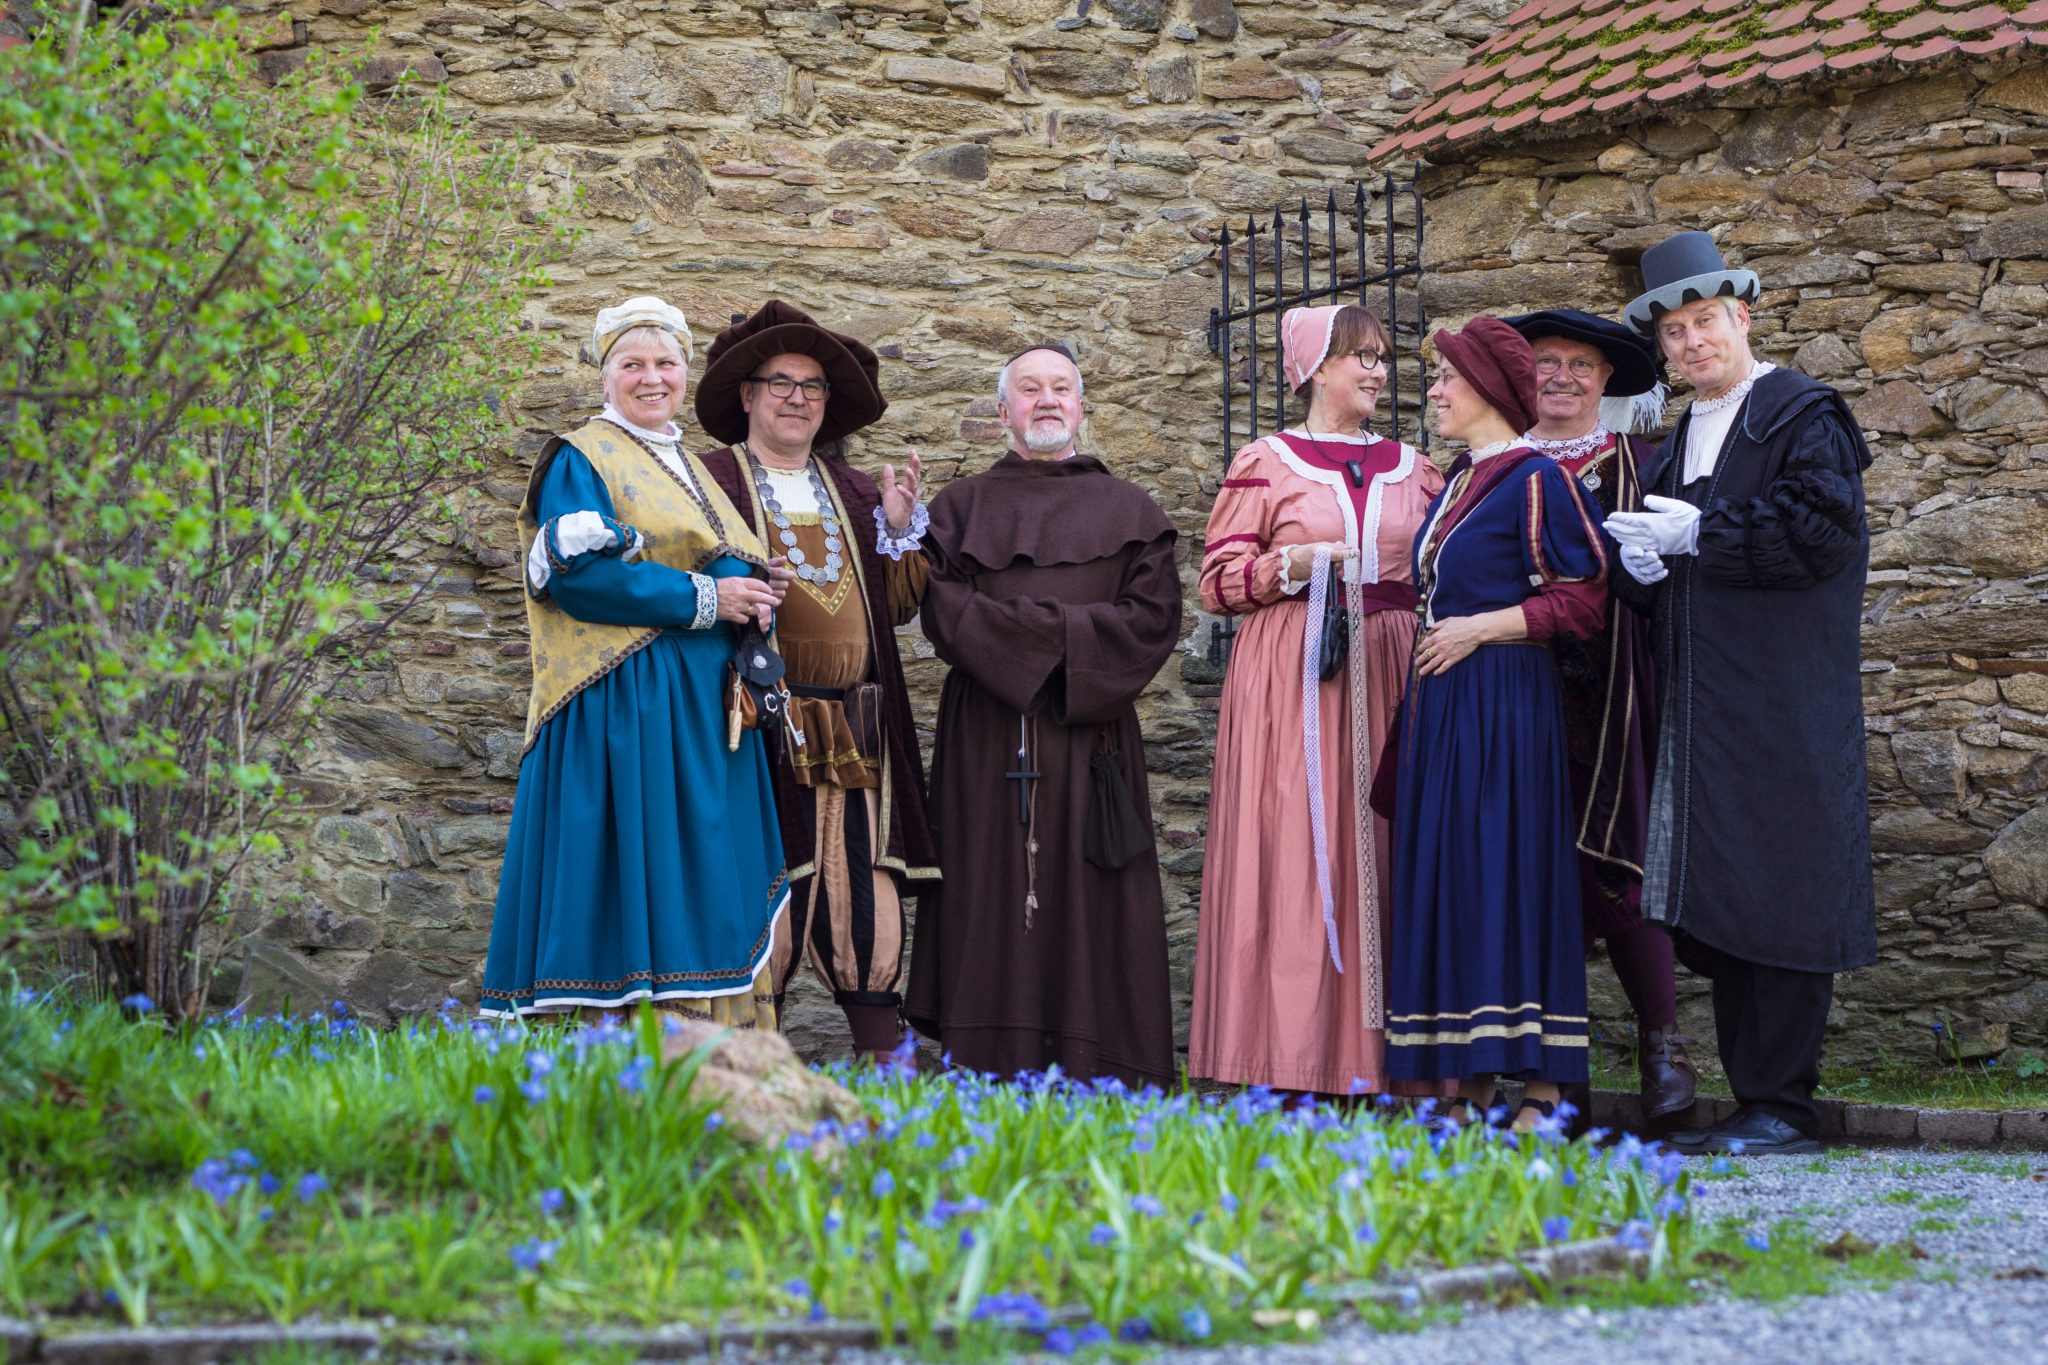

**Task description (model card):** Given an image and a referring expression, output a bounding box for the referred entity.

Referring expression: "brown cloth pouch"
[842,680,886,761]
[1085,728,1153,871]
[725,623,796,751]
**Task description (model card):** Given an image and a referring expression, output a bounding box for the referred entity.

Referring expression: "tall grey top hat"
[1624,230,1760,337]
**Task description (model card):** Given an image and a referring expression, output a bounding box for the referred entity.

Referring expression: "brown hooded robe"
[903,452,1183,1088]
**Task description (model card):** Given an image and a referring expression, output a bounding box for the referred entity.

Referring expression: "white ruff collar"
[600,404,682,446]
[1523,426,1608,461]
[1691,362,1775,416]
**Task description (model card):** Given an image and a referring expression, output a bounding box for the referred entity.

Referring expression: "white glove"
[1619,544,1668,585]
[1605,494,1700,556]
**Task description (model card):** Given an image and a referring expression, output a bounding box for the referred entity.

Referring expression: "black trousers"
[1679,935,1833,1136]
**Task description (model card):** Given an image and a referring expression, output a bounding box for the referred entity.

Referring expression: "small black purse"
[1317,567,1349,681]
[724,623,799,752]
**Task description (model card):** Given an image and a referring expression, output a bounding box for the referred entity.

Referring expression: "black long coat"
[1625,368,1877,974]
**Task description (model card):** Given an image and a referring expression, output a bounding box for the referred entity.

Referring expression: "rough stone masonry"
[203,0,2046,1075]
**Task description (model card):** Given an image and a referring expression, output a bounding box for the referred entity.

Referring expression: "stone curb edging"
[1589,1088,2048,1150]
[0,1238,1646,1362]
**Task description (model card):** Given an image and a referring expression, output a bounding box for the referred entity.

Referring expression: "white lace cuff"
[687,572,719,630]
[873,502,930,561]
[1277,547,1311,597]
[527,511,641,597]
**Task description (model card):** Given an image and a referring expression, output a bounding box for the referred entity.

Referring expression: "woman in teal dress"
[480,297,794,1024]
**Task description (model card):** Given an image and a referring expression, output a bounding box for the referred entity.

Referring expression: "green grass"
[0,991,1887,1355]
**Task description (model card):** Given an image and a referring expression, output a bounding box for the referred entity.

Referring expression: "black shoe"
[1669,1108,1820,1156]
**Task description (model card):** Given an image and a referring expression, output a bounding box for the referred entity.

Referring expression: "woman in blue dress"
[481,297,795,1024]
[1383,317,1610,1129]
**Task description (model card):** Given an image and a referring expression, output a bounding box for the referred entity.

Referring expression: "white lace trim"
[687,571,718,630]
[1690,361,1775,416]
[1522,426,1609,462]
[1466,437,1522,464]
[873,501,930,560]
[1299,545,1344,977]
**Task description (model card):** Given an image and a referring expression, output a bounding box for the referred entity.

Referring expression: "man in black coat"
[1606,232,1877,1155]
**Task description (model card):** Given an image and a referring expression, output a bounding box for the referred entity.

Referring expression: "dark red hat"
[1431,316,1538,436]
[693,300,886,448]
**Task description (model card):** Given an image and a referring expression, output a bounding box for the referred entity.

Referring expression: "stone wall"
[221,0,1513,1053]
[201,0,2048,1073]
[1397,63,2048,1067]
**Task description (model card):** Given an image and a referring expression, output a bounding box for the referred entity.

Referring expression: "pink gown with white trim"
[1189,431,1447,1097]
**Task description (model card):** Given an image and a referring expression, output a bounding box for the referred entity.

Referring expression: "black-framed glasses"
[1346,349,1389,372]
[1534,356,1606,378]
[747,374,830,401]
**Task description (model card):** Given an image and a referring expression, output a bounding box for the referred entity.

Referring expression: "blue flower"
[870,1170,895,1199]
[1355,1221,1377,1244]
[1089,1223,1118,1247]
[1043,1326,1077,1356]
[1219,1192,1240,1214]
[473,1085,496,1104]
[784,1278,811,1299]
[1711,1157,1733,1175]
[618,1056,652,1094]
[189,1159,247,1206]
[971,1292,1050,1331]
[1118,1317,1152,1343]
[1542,1215,1571,1243]
[520,1076,548,1105]
[258,1172,281,1197]
[229,1149,260,1170]
[525,1049,554,1076]
[1180,1306,1212,1340]
[295,1173,329,1204]
[1077,1322,1110,1347]
[508,1238,559,1271]
[119,994,154,1013]
[1615,1219,1651,1251]
[538,1188,565,1215]
[705,1112,724,1130]
[958,1229,976,1250]
[1746,1231,1772,1252]
[1129,1193,1164,1217]
[1255,1154,1277,1171]
[823,1211,842,1234]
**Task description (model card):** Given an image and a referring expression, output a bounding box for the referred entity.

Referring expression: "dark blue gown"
[1385,451,1607,1083]
[480,447,786,1018]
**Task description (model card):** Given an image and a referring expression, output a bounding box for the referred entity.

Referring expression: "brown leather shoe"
[1639,1028,1699,1118]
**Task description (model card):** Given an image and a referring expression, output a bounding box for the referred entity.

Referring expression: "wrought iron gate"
[1203,176,1428,667]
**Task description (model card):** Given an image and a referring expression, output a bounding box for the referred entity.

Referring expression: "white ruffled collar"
[600,404,682,447]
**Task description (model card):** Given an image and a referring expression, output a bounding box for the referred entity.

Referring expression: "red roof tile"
[1962,24,2030,51]
[1826,43,1892,69]
[1370,0,2048,167]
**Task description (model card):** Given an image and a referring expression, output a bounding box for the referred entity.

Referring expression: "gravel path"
[735,1146,2048,1365]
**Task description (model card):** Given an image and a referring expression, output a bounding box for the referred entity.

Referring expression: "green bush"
[0,1,559,1015]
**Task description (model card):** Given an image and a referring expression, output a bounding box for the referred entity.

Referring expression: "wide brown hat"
[693,300,886,447]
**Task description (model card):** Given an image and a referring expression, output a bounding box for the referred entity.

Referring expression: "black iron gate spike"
[1204,174,1427,671]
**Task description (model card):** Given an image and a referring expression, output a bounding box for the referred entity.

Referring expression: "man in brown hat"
[695,300,939,1060]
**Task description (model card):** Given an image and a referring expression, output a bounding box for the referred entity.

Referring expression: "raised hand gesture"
[878,448,923,534]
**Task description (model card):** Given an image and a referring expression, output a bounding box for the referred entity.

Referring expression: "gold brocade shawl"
[517,418,768,751]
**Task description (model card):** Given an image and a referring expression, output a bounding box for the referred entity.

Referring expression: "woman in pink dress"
[1190,304,1445,1100]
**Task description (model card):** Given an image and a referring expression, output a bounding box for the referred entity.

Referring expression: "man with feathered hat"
[1604,232,1877,1155]
[694,300,939,1061]
[1504,308,1696,1130]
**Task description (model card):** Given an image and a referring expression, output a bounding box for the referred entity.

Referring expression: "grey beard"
[1023,420,1072,453]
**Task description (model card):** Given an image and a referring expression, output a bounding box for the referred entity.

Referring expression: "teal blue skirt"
[481,618,786,1018]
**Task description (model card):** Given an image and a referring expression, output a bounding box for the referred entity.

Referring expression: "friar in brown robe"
[903,344,1183,1089]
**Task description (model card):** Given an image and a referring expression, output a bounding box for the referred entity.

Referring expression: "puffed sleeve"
[1694,407,1868,591]
[1198,447,1294,615]
[1518,460,1609,642]
[528,447,720,630]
